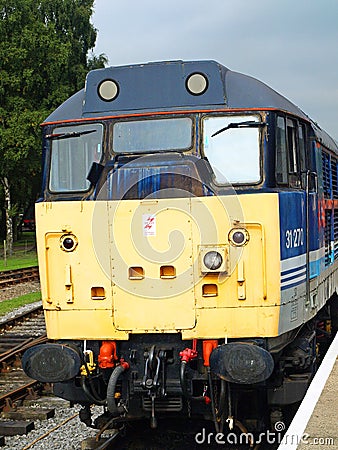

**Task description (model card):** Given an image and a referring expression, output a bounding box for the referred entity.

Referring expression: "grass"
[0,231,38,271]
[0,232,40,315]
[0,254,38,271]
[0,292,41,317]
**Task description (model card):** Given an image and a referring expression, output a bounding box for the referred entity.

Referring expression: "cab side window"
[287,118,300,187]
[298,124,307,173]
[275,115,307,188]
[276,116,288,184]
[298,123,307,187]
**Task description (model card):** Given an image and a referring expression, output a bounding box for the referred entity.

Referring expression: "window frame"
[276,115,288,185]
[275,114,309,189]
[48,122,104,194]
[200,112,264,186]
[111,116,194,155]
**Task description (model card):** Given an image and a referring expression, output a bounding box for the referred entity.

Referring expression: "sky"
[91,0,338,140]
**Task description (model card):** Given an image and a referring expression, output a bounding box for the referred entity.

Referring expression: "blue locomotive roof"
[45,60,308,121]
[44,59,337,152]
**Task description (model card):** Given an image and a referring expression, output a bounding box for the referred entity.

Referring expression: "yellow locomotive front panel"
[37,192,281,340]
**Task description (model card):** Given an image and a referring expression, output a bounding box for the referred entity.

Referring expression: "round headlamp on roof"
[186,72,208,95]
[98,79,119,101]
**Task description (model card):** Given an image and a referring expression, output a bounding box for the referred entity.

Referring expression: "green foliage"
[0,0,105,240]
[87,52,109,71]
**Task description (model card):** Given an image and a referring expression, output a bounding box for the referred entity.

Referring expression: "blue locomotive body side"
[279,191,307,290]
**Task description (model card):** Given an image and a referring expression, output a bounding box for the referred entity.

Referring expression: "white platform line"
[277,332,338,450]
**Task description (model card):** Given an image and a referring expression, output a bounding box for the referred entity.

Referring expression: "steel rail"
[0,334,48,364]
[0,266,39,288]
[0,305,43,333]
[0,380,40,411]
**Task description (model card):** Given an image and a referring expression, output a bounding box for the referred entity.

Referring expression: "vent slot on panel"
[331,157,338,199]
[334,209,338,261]
[322,152,331,198]
[324,209,333,266]
[129,267,144,280]
[202,284,218,297]
[91,287,105,300]
[160,265,176,279]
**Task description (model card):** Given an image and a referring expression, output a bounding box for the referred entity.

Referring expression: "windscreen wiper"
[46,129,97,140]
[211,121,266,137]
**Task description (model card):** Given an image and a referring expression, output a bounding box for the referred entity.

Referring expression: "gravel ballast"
[1,402,106,450]
[0,281,41,303]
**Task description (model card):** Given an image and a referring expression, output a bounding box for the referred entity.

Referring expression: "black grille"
[332,158,338,199]
[325,209,333,266]
[322,153,331,198]
[334,209,338,261]
[142,396,183,412]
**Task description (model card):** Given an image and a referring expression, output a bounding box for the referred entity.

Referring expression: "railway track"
[0,267,39,289]
[0,305,43,333]
[0,305,49,444]
[0,306,46,399]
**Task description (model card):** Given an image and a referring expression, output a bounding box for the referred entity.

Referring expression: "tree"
[0,0,105,253]
[87,52,109,71]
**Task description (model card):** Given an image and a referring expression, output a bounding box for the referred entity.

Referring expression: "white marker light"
[98,79,119,101]
[186,73,208,95]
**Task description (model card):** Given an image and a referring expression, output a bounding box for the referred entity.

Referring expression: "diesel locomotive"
[23,60,338,433]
